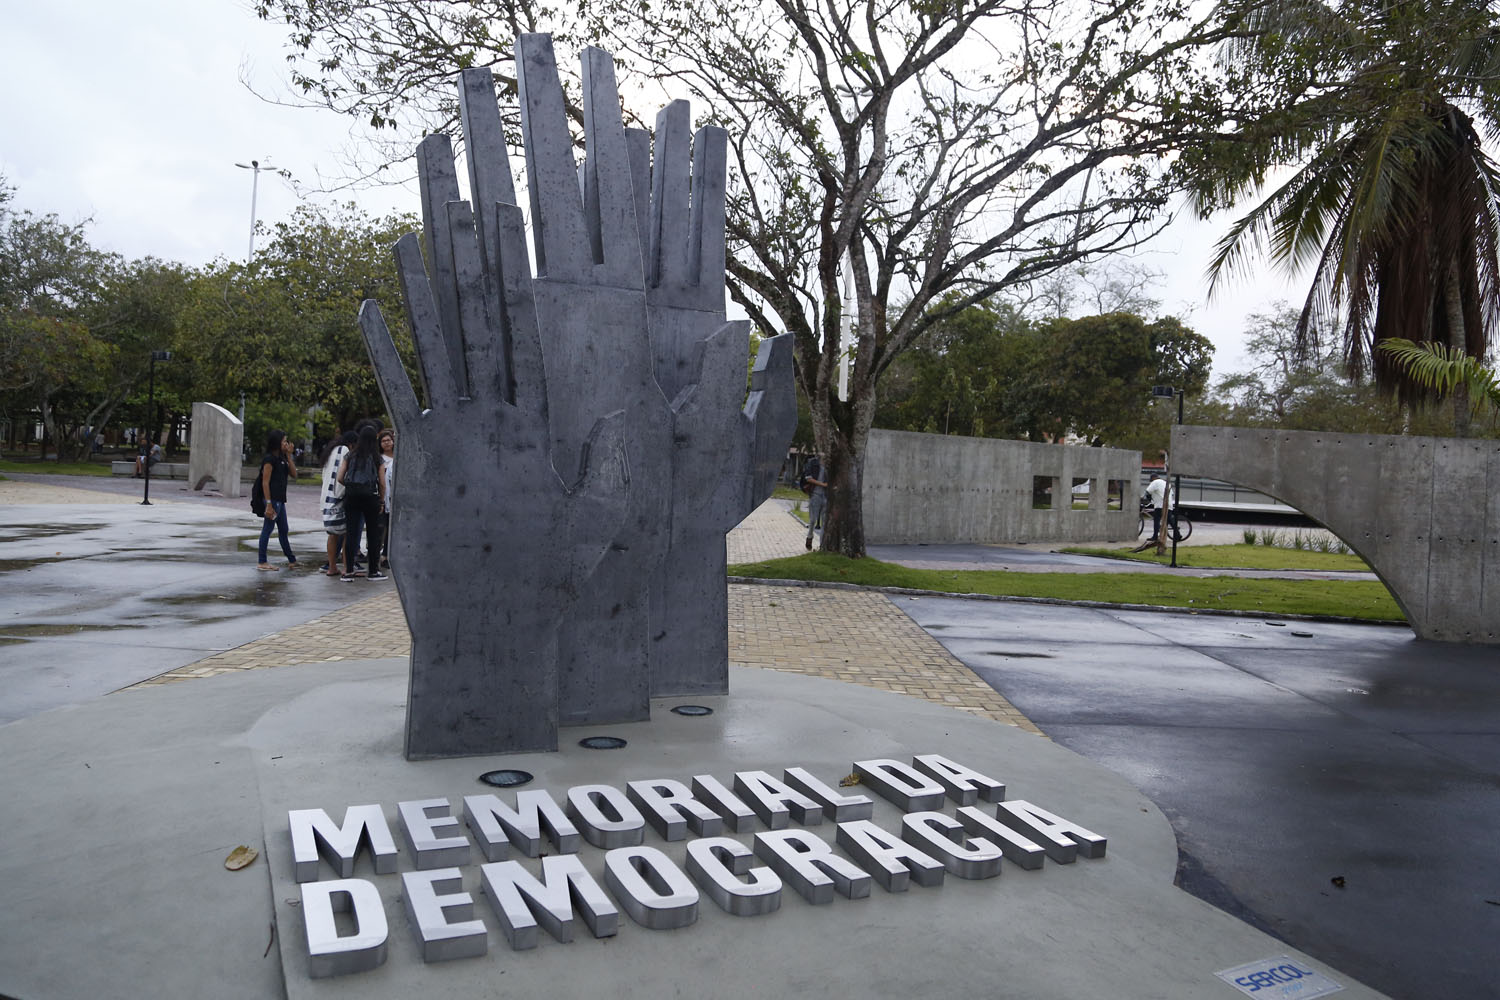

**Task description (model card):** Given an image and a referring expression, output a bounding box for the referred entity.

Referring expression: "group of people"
[254,421,396,580]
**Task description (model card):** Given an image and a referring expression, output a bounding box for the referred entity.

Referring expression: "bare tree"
[255,0,1246,554]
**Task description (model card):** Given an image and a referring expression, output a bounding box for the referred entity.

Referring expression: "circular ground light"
[671,704,714,717]
[578,736,628,750]
[479,769,534,788]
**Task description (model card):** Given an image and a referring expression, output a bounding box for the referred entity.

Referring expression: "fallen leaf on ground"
[225,845,259,871]
[838,772,861,787]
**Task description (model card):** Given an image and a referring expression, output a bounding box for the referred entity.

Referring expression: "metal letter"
[752,829,872,904]
[301,878,389,978]
[993,800,1107,862]
[398,798,472,870]
[288,805,398,883]
[783,766,874,821]
[835,819,946,892]
[956,805,1046,870]
[900,811,1003,880]
[463,790,580,861]
[733,770,824,829]
[479,855,619,950]
[684,837,783,917]
[400,868,488,962]
[691,773,758,832]
[603,845,700,929]
[913,753,1007,806]
[627,778,724,841]
[852,759,946,811]
[566,784,646,849]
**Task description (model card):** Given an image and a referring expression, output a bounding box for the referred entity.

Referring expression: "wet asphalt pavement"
[893,595,1500,1000]
[0,476,371,724]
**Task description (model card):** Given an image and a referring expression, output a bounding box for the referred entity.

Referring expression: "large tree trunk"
[820,426,867,556]
[1445,260,1471,438]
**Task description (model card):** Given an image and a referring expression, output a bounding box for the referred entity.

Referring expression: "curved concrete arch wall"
[188,402,245,499]
[1172,424,1500,644]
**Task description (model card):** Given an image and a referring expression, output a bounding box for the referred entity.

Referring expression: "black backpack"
[250,474,266,517]
[343,454,379,498]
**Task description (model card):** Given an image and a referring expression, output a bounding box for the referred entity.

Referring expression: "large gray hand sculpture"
[628,103,797,696]
[360,35,794,757]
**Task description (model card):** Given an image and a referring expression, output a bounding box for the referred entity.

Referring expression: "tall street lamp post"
[140,350,172,506]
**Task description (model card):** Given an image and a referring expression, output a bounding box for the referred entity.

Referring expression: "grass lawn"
[0,458,115,477]
[727,553,1403,622]
[1062,543,1371,572]
[770,485,808,502]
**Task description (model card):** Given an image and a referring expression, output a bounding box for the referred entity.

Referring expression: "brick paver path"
[131,496,1041,734]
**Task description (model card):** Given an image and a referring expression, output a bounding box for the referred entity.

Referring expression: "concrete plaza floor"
[1,473,1494,998]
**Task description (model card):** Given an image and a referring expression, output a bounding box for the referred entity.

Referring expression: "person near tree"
[801,455,828,550]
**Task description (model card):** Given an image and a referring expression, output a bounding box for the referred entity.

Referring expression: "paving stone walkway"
[130,496,1042,734]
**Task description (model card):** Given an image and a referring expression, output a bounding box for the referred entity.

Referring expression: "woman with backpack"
[337,425,387,582]
[256,429,299,571]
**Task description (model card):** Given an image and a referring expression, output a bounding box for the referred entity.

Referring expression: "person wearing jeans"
[802,455,828,550]
[257,429,299,570]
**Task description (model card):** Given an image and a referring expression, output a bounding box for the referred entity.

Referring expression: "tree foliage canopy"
[877,302,1212,450]
[1188,0,1500,413]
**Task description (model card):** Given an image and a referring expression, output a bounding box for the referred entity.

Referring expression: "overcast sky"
[2,0,1306,378]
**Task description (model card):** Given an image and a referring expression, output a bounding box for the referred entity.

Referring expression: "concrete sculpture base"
[0,662,1386,999]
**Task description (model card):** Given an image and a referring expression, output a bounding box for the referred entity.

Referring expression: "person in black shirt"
[257,429,300,571]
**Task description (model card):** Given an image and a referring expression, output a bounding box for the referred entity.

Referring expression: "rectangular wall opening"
[1107,479,1127,510]
[1032,475,1056,510]
[1071,477,1094,510]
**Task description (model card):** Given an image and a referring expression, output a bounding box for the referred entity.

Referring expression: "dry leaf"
[838,772,861,787]
[225,845,259,871]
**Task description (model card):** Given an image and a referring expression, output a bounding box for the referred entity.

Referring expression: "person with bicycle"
[1144,472,1170,542]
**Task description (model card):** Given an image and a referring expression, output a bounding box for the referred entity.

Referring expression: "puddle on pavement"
[0,623,135,638]
[0,524,87,542]
[983,650,1054,658]
[0,558,70,571]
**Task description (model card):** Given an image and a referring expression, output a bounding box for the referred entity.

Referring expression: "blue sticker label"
[1215,956,1343,998]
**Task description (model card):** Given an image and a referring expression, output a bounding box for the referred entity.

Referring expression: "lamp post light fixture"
[140,350,173,507]
[1150,385,1185,567]
[234,159,290,263]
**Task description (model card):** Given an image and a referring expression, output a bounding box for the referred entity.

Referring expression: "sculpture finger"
[562,408,632,591]
[669,320,748,417]
[446,200,509,402]
[626,127,651,267]
[458,67,519,277]
[648,101,693,292]
[394,233,460,407]
[515,33,591,281]
[689,125,729,307]
[357,299,421,431]
[743,331,798,510]
[417,135,466,383]
[492,201,544,417]
[581,46,643,287]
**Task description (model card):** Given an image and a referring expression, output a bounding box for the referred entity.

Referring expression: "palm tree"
[1192,0,1500,434]
[1379,337,1500,413]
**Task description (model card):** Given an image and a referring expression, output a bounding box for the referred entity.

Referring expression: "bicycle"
[1137,501,1193,542]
